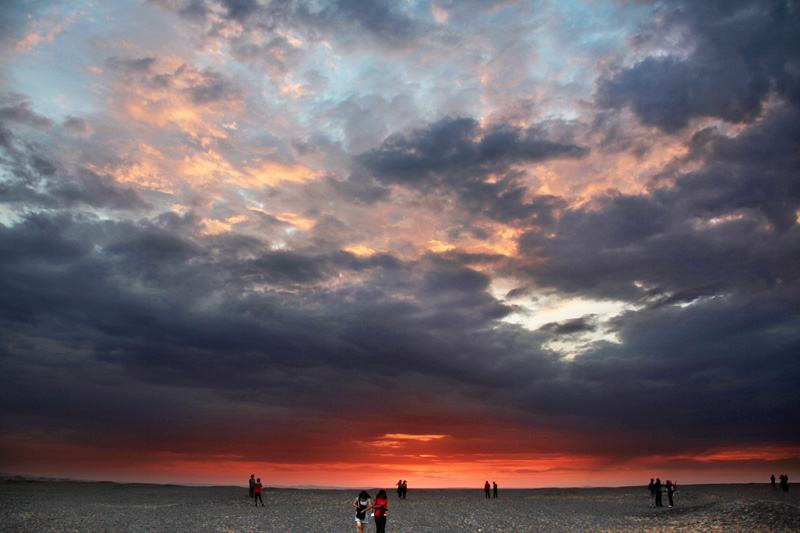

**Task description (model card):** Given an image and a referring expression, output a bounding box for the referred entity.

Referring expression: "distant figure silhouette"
[648,478,655,507]
[666,480,674,507]
[484,481,491,498]
[493,481,498,498]
[353,490,371,533]
[372,489,389,533]
[396,479,403,498]
[249,474,255,498]
[771,474,777,490]
[780,474,790,492]
[654,478,663,507]
[254,478,264,507]
[401,480,407,499]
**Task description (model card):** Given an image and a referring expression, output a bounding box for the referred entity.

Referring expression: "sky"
[0,0,798,489]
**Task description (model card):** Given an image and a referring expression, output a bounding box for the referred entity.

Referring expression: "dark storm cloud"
[359,116,584,222]
[540,316,597,335]
[519,104,800,300]
[596,0,800,132]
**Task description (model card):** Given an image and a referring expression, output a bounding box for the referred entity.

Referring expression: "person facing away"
[249,474,255,498]
[372,489,389,533]
[772,474,777,490]
[484,481,491,498]
[396,479,403,498]
[654,478,663,507]
[254,478,264,507]
[401,480,408,499]
[353,490,371,533]
[648,478,655,507]
[493,482,498,498]
[665,480,675,507]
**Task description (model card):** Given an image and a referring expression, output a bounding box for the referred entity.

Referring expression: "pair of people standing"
[395,479,407,499]
[353,490,389,533]
[249,474,264,507]
[778,474,790,491]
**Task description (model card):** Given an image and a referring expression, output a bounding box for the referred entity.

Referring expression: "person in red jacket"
[254,478,264,507]
[372,489,389,533]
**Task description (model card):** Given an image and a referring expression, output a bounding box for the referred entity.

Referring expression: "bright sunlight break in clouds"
[1,0,798,489]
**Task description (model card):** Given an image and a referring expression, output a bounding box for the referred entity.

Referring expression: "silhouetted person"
[780,474,790,492]
[372,489,389,533]
[654,478,663,507]
[493,481,498,498]
[254,478,264,507]
[648,478,655,507]
[771,474,777,490]
[484,481,491,498]
[249,474,255,498]
[666,480,674,507]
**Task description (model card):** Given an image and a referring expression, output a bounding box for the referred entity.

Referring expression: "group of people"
[647,478,676,508]
[483,481,498,498]
[248,474,264,507]
[395,479,408,499]
[771,474,790,491]
[353,489,390,533]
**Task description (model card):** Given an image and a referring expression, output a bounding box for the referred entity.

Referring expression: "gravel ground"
[1,480,798,532]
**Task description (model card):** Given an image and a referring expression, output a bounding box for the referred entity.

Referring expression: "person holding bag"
[352,490,371,533]
[372,489,389,533]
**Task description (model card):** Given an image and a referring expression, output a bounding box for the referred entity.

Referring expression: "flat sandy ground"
[1,480,798,532]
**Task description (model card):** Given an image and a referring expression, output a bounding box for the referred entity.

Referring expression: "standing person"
[249,474,255,498]
[666,480,674,507]
[353,490,371,533]
[484,481,491,498]
[648,479,655,507]
[254,478,264,507]
[493,482,498,498]
[396,480,403,499]
[771,475,777,490]
[372,489,389,533]
[401,480,408,500]
[654,478,663,507]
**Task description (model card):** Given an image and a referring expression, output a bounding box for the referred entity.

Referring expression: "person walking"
[372,489,389,533]
[396,480,403,499]
[254,478,264,507]
[493,482,498,498]
[484,481,491,499]
[353,490,371,533]
[249,474,255,498]
[648,478,655,507]
[401,480,407,499]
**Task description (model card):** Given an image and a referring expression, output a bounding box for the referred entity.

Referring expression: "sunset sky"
[1,0,798,489]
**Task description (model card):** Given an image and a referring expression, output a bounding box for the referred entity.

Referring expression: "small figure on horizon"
[771,474,777,490]
[654,478,663,507]
[666,479,675,507]
[396,479,403,499]
[493,481,498,498]
[484,481,491,499]
[780,474,790,492]
[648,478,655,507]
[353,490,371,533]
[372,489,389,533]
[249,474,255,498]
[401,480,408,499]
[254,478,264,507]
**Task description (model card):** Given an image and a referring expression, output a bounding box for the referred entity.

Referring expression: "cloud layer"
[1,0,798,487]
